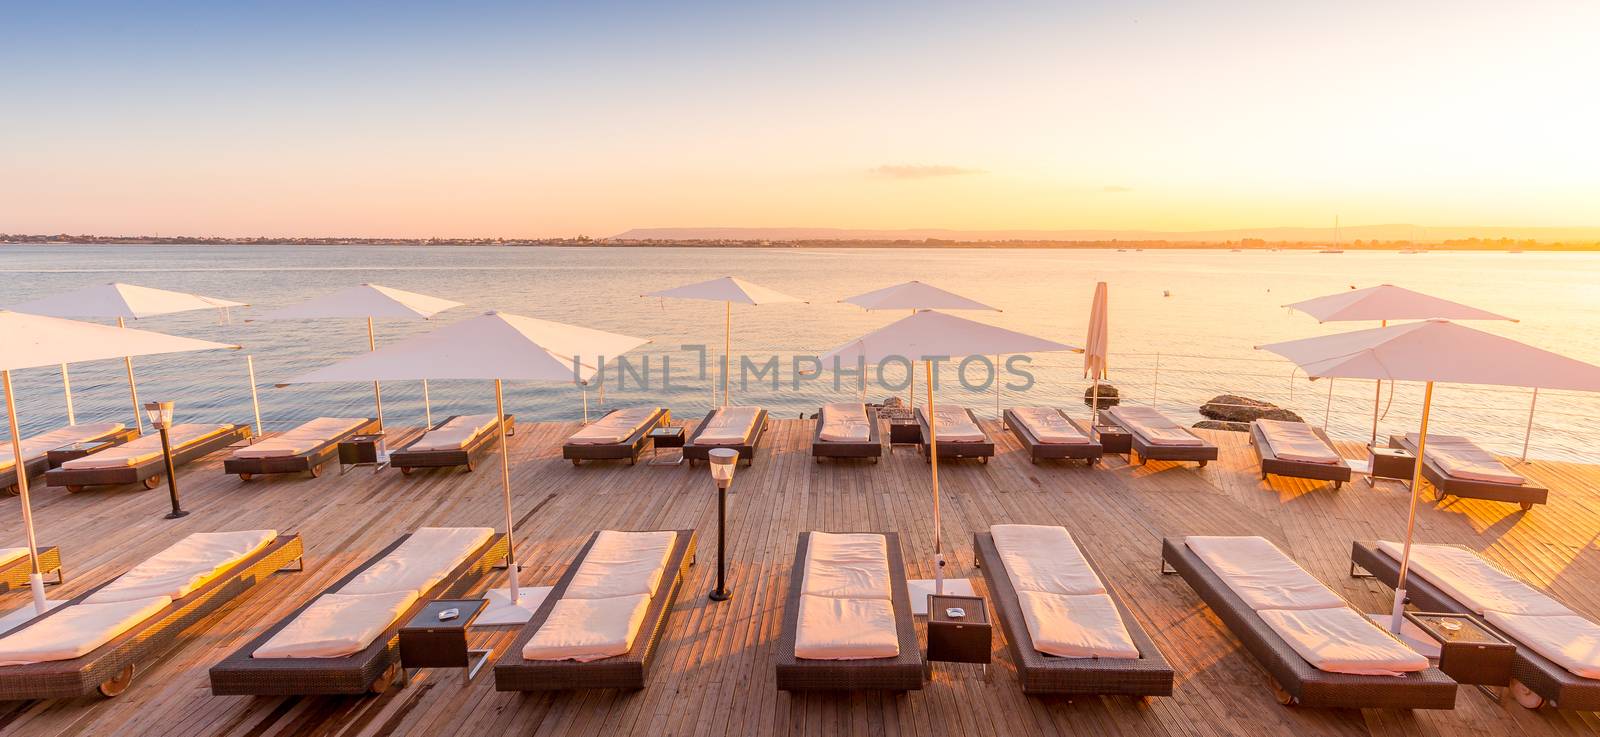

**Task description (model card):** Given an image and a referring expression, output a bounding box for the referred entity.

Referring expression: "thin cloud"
[1102,185,1134,193]
[868,164,985,179]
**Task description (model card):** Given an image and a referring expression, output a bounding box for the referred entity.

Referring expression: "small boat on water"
[1319,248,1344,254]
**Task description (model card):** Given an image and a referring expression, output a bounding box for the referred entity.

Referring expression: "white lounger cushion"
[697,406,761,444]
[564,530,677,600]
[0,422,125,473]
[1108,406,1204,446]
[339,527,494,597]
[86,529,277,604]
[409,415,498,451]
[1484,611,1600,679]
[1011,408,1090,444]
[1186,536,1344,611]
[801,532,891,600]
[522,594,651,662]
[991,524,1104,596]
[0,548,27,569]
[1374,541,1570,617]
[566,407,660,445]
[0,595,171,666]
[1408,434,1525,485]
[1017,591,1139,659]
[60,424,230,469]
[794,595,900,660]
[253,591,419,659]
[818,403,871,442]
[1258,607,1429,676]
[1256,420,1341,465]
[231,417,365,458]
[925,406,985,442]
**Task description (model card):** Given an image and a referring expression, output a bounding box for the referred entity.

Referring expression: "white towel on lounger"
[1017,591,1139,659]
[1185,536,1344,611]
[1256,420,1341,465]
[252,591,419,659]
[794,594,900,660]
[85,529,277,604]
[1108,406,1203,446]
[1258,607,1429,676]
[0,595,171,665]
[522,594,652,662]
[818,403,871,442]
[1011,408,1089,445]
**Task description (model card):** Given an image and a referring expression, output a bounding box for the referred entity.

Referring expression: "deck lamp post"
[707,448,738,602]
[144,401,188,520]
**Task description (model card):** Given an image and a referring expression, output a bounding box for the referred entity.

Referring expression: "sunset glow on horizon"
[3,1,1597,238]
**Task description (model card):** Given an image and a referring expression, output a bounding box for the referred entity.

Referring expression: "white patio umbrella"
[261,284,463,430]
[1256,319,1600,633]
[279,311,648,624]
[645,277,802,407]
[1,310,238,614]
[1084,282,1111,415]
[1284,284,1516,446]
[820,310,1079,598]
[9,283,246,433]
[840,281,998,413]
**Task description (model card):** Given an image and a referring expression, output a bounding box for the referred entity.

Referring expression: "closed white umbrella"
[645,277,802,407]
[0,310,238,614]
[1084,282,1111,416]
[821,310,1079,597]
[840,281,998,412]
[1257,320,1600,633]
[280,311,648,624]
[10,283,247,433]
[261,284,463,430]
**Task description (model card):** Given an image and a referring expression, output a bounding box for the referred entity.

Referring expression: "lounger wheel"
[1197,460,1208,468]
[1510,679,1545,709]
[142,475,163,490]
[1270,680,1297,706]
[66,485,86,494]
[307,463,322,478]
[1519,502,1534,511]
[98,663,136,697]
[400,466,414,476]
[238,473,253,482]
[464,458,475,472]
[370,662,401,694]
[4,485,16,496]
[571,458,581,466]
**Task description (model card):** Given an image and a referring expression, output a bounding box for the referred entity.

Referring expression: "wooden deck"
[3,417,1599,736]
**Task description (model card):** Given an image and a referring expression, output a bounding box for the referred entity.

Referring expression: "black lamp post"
[144,401,188,519]
[707,447,737,601]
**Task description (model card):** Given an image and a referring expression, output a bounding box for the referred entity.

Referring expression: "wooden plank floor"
[2,417,1599,736]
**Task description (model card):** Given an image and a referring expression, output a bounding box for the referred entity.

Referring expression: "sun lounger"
[917,406,994,463]
[1162,536,1454,708]
[0,545,63,593]
[223,417,378,480]
[975,526,1171,696]
[1350,540,1600,710]
[0,530,302,699]
[1389,434,1547,510]
[562,407,670,466]
[1004,408,1103,465]
[209,527,507,695]
[811,403,882,462]
[390,414,514,475]
[684,406,767,466]
[776,531,923,691]
[1105,406,1217,467]
[1250,420,1352,489]
[44,423,251,492]
[493,529,696,691]
[2,423,138,494]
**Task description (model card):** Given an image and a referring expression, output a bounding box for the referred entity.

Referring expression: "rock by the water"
[1194,420,1249,432]
[1083,383,1121,409]
[1199,394,1303,423]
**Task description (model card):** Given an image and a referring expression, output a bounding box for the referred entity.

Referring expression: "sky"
[2,0,1597,238]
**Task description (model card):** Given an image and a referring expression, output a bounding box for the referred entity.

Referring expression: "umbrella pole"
[723,302,731,408]
[927,360,944,596]
[3,370,48,613]
[995,354,1001,425]
[1521,388,1538,463]
[246,355,262,439]
[908,309,915,412]
[118,318,144,434]
[582,386,590,424]
[61,364,74,426]
[1390,380,1434,632]
[368,317,384,431]
[1323,377,1335,429]
[1371,380,1382,447]
[422,380,432,428]
[495,379,519,603]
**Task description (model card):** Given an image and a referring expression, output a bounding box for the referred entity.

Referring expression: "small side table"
[1367,445,1416,486]
[927,594,991,667]
[1403,611,1514,691]
[46,440,116,468]
[648,426,686,466]
[339,434,387,474]
[888,420,921,447]
[1092,411,1133,455]
[398,598,490,683]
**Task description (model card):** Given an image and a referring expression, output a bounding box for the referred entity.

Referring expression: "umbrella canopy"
[645,276,802,407]
[261,283,461,320]
[1,310,238,614]
[840,280,998,312]
[1284,284,1514,324]
[1083,281,1111,410]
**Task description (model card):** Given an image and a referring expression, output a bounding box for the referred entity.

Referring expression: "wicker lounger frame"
[1105,413,1217,467]
[43,424,252,492]
[811,406,883,462]
[562,408,670,466]
[0,545,63,593]
[1003,410,1104,465]
[223,417,381,480]
[917,407,994,463]
[493,529,697,691]
[1349,540,1600,710]
[0,533,304,700]
[776,531,924,691]
[975,532,1172,696]
[684,408,768,466]
[1160,537,1456,709]
[209,531,509,696]
[1250,422,1352,489]
[391,414,515,475]
[4,426,142,495]
[1388,435,1547,510]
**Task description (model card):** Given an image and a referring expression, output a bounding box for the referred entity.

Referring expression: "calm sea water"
[3,244,1598,461]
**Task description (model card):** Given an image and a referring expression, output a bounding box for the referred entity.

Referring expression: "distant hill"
[612,225,1600,244]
